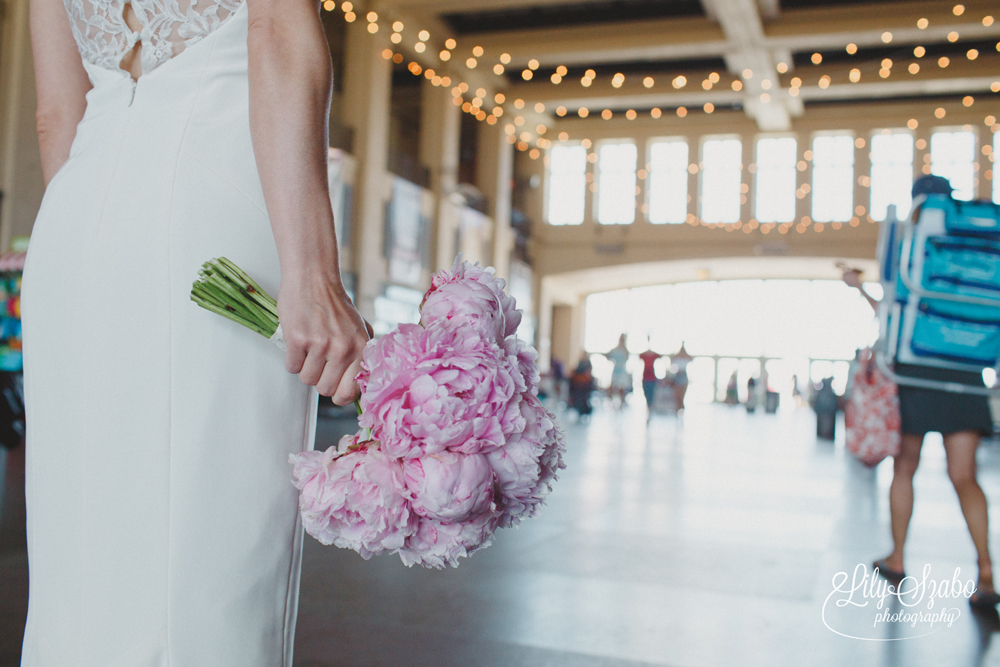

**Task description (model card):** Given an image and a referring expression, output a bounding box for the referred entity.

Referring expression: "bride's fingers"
[331,357,363,406]
[315,356,345,397]
[284,338,307,375]
[297,346,326,387]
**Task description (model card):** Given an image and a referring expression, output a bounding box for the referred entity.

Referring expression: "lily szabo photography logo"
[822,563,974,640]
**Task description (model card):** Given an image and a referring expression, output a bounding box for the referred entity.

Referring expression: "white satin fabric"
[20,4,315,664]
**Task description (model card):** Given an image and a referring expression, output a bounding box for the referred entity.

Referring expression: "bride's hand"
[277,274,369,405]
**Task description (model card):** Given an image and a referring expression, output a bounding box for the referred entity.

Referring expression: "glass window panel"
[701,138,742,224]
[755,137,797,223]
[546,144,587,225]
[870,132,913,221]
[597,141,637,225]
[931,131,976,201]
[648,140,689,224]
[811,135,854,222]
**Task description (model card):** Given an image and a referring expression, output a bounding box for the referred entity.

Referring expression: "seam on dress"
[178,148,269,218]
[81,122,118,653]
[162,22,220,667]
[92,92,131,241]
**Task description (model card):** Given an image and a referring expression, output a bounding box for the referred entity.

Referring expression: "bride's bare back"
[116,3,141,78]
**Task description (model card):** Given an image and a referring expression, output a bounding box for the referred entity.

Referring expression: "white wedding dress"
[19,1,317,664]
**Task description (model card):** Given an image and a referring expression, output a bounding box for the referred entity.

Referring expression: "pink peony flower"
[535,403,567,493]
[337,431,361,452]
[356,321,519,459]
[288,255,564,569]
[486,395,566,527]
[503,337,540,395]
[421,256,522,341]
[289,443,413,558]
[397,510,498,569]
[401,451,497,523]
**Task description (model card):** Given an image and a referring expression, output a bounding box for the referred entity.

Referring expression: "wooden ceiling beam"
[441,17,728,68]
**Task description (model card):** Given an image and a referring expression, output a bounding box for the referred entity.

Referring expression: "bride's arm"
[246,0,368,404]
[29,0,91,185]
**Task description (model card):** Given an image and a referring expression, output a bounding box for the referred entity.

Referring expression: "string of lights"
[321,1,554,157]
[321,1,999,236]
[324,2,998,130]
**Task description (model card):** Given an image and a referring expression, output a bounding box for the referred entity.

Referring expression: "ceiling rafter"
[700,0,791,130]
[413,2,998,69]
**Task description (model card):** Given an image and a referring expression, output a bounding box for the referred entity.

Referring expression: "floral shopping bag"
[845,351,901,466]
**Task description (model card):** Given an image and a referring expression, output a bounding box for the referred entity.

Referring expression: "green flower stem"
[190,257,280,340]
[194,282,270,335]
[195,279,259,321]
[211,261,278,326]
[191,293,270,336]
[209,271,270,319]
[202,272,274,331]
[352,399,371,441]
[192,287,267,333]
[199,272,261,318]
[217,258,278,317]
[216,257,274,305]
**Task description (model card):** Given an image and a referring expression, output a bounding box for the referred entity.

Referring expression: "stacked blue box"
[883,195,1000,376]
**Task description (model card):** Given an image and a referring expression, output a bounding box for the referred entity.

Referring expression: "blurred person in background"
[791,374,804,406]
[813,377,839,440]
[845,349,864,399]
[539,357,566,404]
[569,355,597,420]
[639,340,663,420]
[725,371,740,405]
[762,367,779,413]
[671,343,692,409]
[654,372,679,414]
[601,334,631,409]
[551,357,567,406]
[842,174,997,609]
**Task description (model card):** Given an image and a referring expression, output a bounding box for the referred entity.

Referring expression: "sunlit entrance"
[584,279,883,404]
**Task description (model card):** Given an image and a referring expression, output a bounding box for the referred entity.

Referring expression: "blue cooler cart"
[876,195,1000,395]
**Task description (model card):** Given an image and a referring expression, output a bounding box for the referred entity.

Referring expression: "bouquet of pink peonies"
[191,256,566,569]
[290,258,565,568]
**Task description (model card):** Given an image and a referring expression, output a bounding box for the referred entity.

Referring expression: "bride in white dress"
[20,0,368,662]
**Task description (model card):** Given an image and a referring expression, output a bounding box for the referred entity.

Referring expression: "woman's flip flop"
[873,559,905,582]
[970,590,1000,611]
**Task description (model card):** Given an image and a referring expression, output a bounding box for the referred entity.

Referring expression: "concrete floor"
[4,402,1000,666]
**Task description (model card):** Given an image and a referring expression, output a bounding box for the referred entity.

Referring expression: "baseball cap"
[911,174,953,198]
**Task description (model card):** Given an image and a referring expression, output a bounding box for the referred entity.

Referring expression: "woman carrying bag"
[842,174,997,610]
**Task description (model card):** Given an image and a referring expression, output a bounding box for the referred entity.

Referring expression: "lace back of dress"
[63,0,243,76]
